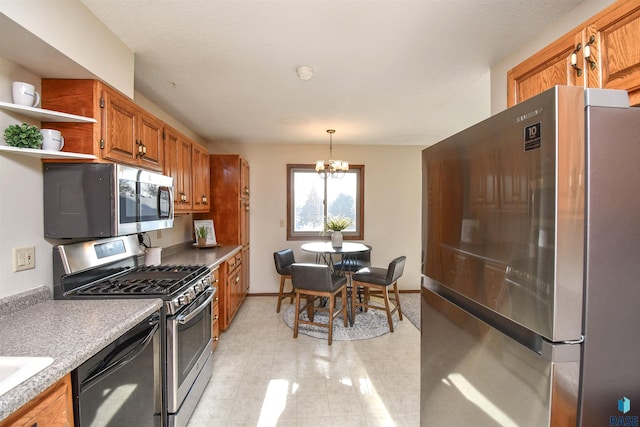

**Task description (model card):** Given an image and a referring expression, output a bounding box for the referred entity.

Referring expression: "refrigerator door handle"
[423,275,581,362]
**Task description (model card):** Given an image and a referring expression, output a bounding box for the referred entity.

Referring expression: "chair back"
[274,249,295,275]
[291,263,333,292]
[385,256,406,284]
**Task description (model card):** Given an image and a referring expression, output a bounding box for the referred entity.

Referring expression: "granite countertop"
[161,244,241,270]
[0,293,162,421]
[0,244,240,421]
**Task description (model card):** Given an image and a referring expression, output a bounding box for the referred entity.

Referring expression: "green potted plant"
[196,225,208,246]
[324,215,352,247]
[3,122,43,149]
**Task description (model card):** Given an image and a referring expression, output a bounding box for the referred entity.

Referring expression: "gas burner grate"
[76,264,210,296]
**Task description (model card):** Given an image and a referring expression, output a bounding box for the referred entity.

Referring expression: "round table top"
[301,241,370,254]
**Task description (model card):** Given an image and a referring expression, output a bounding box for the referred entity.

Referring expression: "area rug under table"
[282,303,398,341]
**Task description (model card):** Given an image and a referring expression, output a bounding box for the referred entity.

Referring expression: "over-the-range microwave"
[43,163,174,239]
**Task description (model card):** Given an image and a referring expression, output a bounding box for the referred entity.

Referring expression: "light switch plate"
[13,247,35,272]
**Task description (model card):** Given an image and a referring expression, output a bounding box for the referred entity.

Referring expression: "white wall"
[490,0,617,113]
[211,141,424,292]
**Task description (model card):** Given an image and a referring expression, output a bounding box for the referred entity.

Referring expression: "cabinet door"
[212,268,220,351]
[101,87,138,164]
[0,375,74,427]
[177,139,193,212]
[163,128,181,212]
[593,1,640,105]
[192,143,210,212]
[507,30,585,107]
[138,111,164,172]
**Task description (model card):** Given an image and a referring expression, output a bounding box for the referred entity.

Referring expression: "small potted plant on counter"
[324,215,352,247]
[196,226,208,246]
[3,122,43,149]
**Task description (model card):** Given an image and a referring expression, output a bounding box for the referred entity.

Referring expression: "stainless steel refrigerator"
[421,86,640,427]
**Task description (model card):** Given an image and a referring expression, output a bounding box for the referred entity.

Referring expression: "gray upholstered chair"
[351,256,406,332]
[333,244,372,274]
[290,263,348,345]
[273,249,296,313]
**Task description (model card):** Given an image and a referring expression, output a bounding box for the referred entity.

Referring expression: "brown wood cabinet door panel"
[595,2,640,94]
[507,31,584,107]
[192,143,210,212]
[0,375,73,427]
[102,89,138,164]
[138,111,164,172]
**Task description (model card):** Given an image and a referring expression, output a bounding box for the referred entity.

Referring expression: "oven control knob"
[194,283,203,293]
[179,295,190,306]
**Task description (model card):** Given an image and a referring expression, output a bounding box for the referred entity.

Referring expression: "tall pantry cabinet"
[195,154,250,330]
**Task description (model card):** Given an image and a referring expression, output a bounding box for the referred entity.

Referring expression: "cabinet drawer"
[226,255,242,271]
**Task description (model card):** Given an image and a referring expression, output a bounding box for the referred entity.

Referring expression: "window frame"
[286,164,365,241]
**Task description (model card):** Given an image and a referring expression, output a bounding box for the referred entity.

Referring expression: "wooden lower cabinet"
[0,374,73,427]
[212,267,220,352]
[217,251,246,331]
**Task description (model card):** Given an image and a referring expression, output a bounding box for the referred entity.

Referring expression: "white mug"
[145,247,162,266]
[12,82,40,107]
[40,129,65,151]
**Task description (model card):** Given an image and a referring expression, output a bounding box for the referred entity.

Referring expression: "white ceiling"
[79,0,584,146]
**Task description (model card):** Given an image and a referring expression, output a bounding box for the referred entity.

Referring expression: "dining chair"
[351,255,406,332]
[273,249,296,313]
[333,244,372,274]
[290,263,348,345]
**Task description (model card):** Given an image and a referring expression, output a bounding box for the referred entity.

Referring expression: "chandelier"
[315,129,349,178]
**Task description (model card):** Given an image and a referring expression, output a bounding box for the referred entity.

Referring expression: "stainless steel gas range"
[53,235,214,427]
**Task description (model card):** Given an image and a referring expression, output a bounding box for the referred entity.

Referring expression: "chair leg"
[277,276,285,313]
[382,286,394,333]
[293,290,300,339]
[392,282,403,320]
[351,283,358,324]
[328,292,334,345]
[341,287,348,327]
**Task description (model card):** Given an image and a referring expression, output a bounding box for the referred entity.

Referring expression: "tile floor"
[188,296,420,426]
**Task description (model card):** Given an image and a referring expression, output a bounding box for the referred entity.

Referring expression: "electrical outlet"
[13,246,35,272]
[279,219,285,228]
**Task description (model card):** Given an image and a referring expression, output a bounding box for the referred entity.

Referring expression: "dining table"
[301,241,371,325]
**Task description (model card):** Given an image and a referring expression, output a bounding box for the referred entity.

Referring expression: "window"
[287,164,364,240]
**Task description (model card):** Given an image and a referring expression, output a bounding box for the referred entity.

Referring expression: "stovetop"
[75,264,210,297]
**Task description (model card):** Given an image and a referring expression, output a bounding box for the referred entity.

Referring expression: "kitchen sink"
[0,356,54,397]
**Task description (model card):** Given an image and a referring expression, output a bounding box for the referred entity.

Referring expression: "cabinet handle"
[213,336,219,341]
[571,43,583,77]
[584,35,596,70]
[243,186,249,196]
[202,195,208,204]
[213,315,219,320]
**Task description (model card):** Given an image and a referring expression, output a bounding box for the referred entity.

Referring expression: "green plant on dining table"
[323,215,352,233]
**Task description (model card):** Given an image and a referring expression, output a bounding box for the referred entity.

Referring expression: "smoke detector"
[296,66,314,80]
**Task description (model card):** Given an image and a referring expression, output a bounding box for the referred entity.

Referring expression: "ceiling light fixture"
[316,129,349,178]
[296,66,314,80]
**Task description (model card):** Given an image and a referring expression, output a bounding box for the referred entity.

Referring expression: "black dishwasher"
[72,311,162,427]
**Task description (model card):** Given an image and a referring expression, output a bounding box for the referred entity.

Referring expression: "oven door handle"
[81,319,159,392]
[177,288,215,325]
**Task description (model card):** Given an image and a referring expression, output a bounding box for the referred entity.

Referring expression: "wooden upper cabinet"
[507,0,640,107]
[101,87,164,171]
[594,0,640,104]
[163,125,193,213]
[192,142,211,212]
[41,79,164,171]
[507,31,585,106]
[163,125,209,214]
